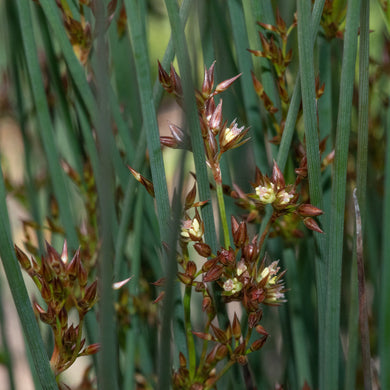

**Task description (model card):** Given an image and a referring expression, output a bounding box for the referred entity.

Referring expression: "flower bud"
[250,336,268,351]
[215,73,241,94]
[14,245,31,271]
[303,217,324,233]
[83,343,101,355]
[248,310,263,328]
[186,261,197,278]
[232,218,248,248]
[211,324,228,344]
[215,344,228,361]
[203,264,223,282]
[193,243,212,258]
[232,313,242,340]
[177,272,193,285]
[297,204,324,217]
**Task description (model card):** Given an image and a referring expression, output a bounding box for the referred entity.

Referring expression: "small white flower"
[236,262,247,276]
[255,184,276,204]
[277,190,294,205]
[180,217,203,240]
[223,278,243,294]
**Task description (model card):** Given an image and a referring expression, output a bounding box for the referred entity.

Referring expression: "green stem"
[196,320,211,377]
[183,285,196,379]
[258,212,274,253]
[216,182,230,248]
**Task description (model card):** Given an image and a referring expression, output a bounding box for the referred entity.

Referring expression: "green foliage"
[0,0,385,389]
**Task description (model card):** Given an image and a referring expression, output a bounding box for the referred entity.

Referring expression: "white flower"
[277,190,294,205]
[223,278,243,294]
[255,183,276,204]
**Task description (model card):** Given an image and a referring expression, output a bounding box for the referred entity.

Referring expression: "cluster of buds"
[158,61,249,184]
[249,10,326,144]
[320,0,347,40]
[233,161,324,234]
[172,215,283,388]
[48,0,118,65]
[15,241,99,379]
[197,218,286,314]
[173,312,268,389]
[248,10,297,106]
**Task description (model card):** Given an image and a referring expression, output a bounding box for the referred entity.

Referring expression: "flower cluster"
[199,217,286,312]
[158,61,249,184]
[171,211,285,388]
[232,161,324,234]
[15,241,99,380]
[249,10,326,145]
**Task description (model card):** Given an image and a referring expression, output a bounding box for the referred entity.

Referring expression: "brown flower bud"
[250,336,268,351]
[297,204,324,217]
[186,261,197,278]
[303,217,324,233]
[202,296,212,313]
[215,344,228,361]
[193,243,212,258]
[248,310,263,328]
[40,280,52,302]
[202,61,215,96]
[185,182,197,210]
[178,272,193,285]
[192,331,213,341]
[211,324,228,344]
[158,61,172,92]
[271,161,285,189]
[14,245,31,271]
[255,324,269,336]
[202,257,219,273]
[78,262,88,288]
[219,248,235,266]
[83,343,100,355]
[232,217,248,248]
[66,248,80,281]
[215,73,241,94]
[203,264,223,282]
[209,100,223,133]
[84,280,98,306]
[205,344,219,365]
[232,312,242,340]
[170,64,183,97]
[46,242,65,276]
[128,166,155,198]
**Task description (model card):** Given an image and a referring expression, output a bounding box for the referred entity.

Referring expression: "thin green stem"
[323,0,361,387]
[216,182,230,249]
[258,212,274,253]
[183,285,196,379]
[196,320,211,377]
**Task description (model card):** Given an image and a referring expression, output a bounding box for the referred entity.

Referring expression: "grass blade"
[322,0,361,388]
[380,83,390,390]
[15,0,79,249]
[227,0,268,171]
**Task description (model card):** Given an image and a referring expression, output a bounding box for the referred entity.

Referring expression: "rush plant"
[0,0,384,389]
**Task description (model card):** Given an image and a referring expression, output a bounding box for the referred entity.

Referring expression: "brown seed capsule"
[303,217,324,233]
[14,245,31,271]
[297,204,324,217]
[193,243,212,258]
[232,312,242,340]
[250,336,268,351]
